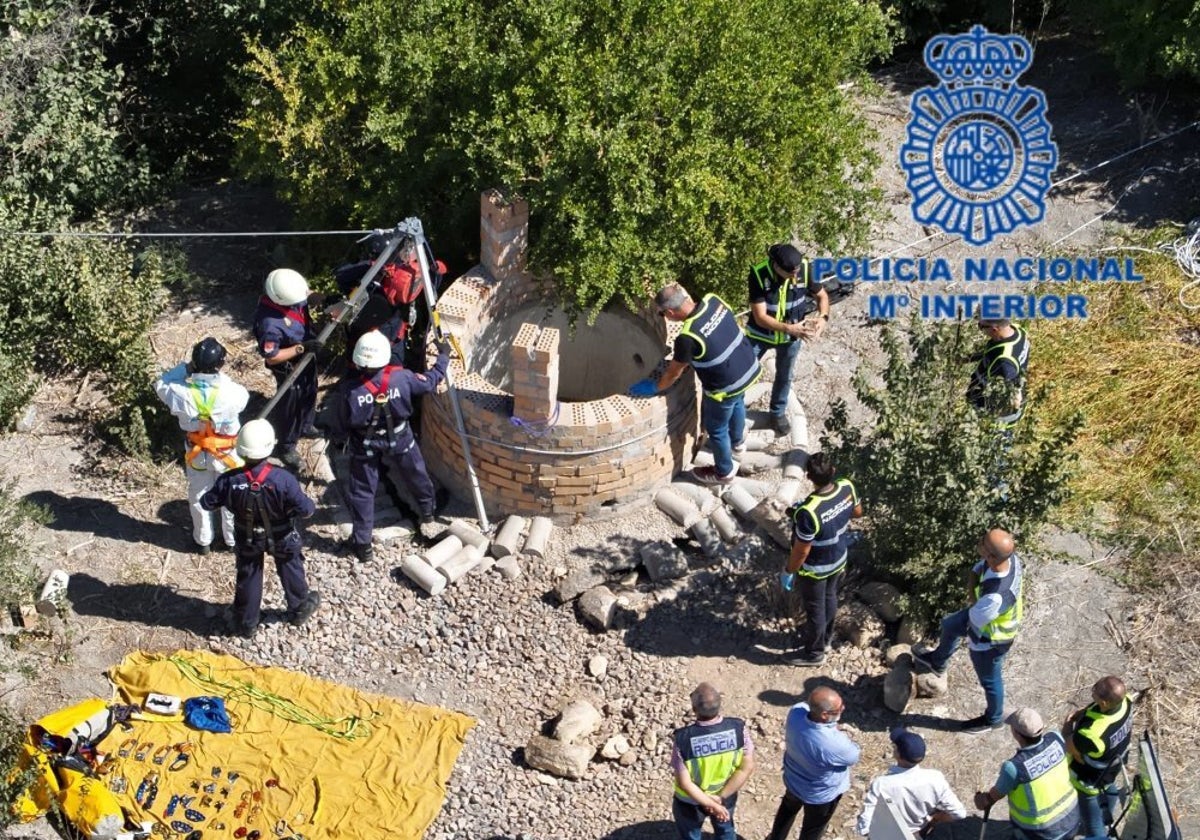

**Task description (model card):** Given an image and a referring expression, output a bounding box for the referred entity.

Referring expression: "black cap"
[889,727,926,763]
[768,243,804,273]
[190,337,227,374]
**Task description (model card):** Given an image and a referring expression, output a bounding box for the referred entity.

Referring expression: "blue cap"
[890,727,926,763]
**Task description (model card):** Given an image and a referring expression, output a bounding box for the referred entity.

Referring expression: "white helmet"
[236,418,277,460]
[352,330,392,369]
[264,268,309,306]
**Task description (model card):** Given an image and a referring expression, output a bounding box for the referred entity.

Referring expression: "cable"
[1,228,370,239]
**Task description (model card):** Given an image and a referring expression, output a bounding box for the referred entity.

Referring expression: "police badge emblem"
[900,25,1058,245]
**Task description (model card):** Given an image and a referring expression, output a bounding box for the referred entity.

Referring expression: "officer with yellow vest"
[154,337,249,554]
[1062,676,1133,839]
[912,528,1023,732]
[975,707,1080,840]
[966,317,1030,426]
[670,682,755,840]
[630,283,762,485]
[745,243,830,435]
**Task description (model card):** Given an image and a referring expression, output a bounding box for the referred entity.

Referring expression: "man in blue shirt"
[766,686,860,840]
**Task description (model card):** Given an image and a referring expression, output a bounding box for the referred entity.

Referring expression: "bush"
[821,316,1081,622]
[1064,0,1200,87]
[0,703,35,833]
[235,0,893,314]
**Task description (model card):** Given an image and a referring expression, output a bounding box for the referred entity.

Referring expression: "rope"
[166,654,378,741]
[508,401,561,437]
[1101,218,1200,310]
[0,228,371,239]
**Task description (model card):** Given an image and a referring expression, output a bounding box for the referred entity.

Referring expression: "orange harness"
[185,422,240,470]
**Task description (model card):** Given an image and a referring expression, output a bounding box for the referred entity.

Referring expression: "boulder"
[859,581,904,622]
[553,700,603,743]
[640,543,688,582]
[884,643,912,667]
[915,671,950,698]
[883,657,915,713]
[587,655,609,680]
[896,617,922,646]
[600,734,632,760]
[578,586,618,631]
[525,734,593,780]
[833,601,886,649]
[555,567,606,604]
[748,498,791,550]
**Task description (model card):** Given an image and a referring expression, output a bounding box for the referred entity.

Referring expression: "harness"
[360,367,410,452]
[259,297,307,326]
[240,463,280,552]
[184,382,239,470]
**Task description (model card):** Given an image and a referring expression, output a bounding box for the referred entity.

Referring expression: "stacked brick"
[420,189,700,524]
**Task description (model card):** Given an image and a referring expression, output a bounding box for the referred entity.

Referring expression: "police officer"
[975,708,1080,840]
[966,317,1030,425]
[631,283,761,485]
[153,337,249,554]
[253,268,324,469]
[200,419,321,638]
[745,244,830,436]
[913,529,1023,732]
[670,682,755,840]
[1062,676,1133,839]
[780,452,863,666]
[328,330,449,561]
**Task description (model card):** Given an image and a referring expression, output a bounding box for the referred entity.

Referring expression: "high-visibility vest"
[969,554,1023,645]
[1007,732,1079,837]
[678,294,761,401]
[672,718,746,802]
[789,478,858,579]
[745,259,812,345]
[968,324,1030,425]
[1069,697,1133,794]
[185,383,240,470]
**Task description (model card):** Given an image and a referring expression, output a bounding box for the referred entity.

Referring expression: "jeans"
[798,570,842,654]
[1077,785,1118,839]
[752,338,802,417]
[672,794,738,840]
[766,790,842,840]
[701,393,747,477]
[925,608,1011,724]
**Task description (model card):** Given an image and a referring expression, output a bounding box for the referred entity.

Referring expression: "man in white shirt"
[857,728,966,837]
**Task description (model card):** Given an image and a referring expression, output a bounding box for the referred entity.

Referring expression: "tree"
[1064,0,1200,87]
[821,317,1082,622]
[236,0,893,313]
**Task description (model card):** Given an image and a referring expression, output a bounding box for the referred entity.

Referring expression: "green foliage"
[0,703,35,832]
[0,483,46,611]
[821,317,1081,622]
[236,0,893,314]
[1064,0,1200,86]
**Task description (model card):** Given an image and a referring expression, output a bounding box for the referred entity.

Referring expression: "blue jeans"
[925,608,1011,724]
[752,339,802,417]
[673,794,738,840]
[701,393,747,477]
[1077,785,1118,839]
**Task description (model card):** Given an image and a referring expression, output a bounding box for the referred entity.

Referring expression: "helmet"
[264,268,309,306]
[352,330,392,369]
[236,419,277,460]
[190,337,227,374]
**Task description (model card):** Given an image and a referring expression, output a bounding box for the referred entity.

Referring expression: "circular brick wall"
[422,270,699,524]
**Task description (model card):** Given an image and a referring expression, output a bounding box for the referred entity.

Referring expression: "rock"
[884,658,915,713]
[619,749,638,767]
[555,567,606,604]
[915,670,949,698]
[496,555,522,581]
[748,498,791,550]
[639,543,688,582]
[897,616,922,645]
[524,734,593,780]
[577,586,617,631]
[833,601,886,649]
[859,581,904,622]
[884,643,911,667]
[15,405,37,433]
[600,734,631,760]
[587,655,609,680]
[553,700,603,743]
[642,731,658,751]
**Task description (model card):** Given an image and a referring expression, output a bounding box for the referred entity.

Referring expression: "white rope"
[1,228,370,238]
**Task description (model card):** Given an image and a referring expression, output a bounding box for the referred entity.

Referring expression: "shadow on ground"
[68,571,217,635]
[26,490,194,553]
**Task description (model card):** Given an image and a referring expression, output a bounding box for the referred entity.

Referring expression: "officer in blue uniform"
[328,330,449,561]
[200,419,321,638]
[253,268,324,469]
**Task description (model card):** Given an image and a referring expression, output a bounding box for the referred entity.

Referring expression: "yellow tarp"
[104,650,474,840]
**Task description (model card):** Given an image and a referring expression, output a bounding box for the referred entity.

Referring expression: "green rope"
[165,654,378,741]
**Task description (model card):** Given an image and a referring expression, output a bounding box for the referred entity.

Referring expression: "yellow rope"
[165,654,377,741]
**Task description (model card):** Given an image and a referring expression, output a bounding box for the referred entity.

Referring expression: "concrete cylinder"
[655,487,701,528]
[775,479,804,506]
[722,484,759,518]
[524,516,554,558]
[743,430,775,452]
[448,520,490,551]
[690,518,722,559]
[737,451,783,474]
[782,449,807,479]
[438,544,484,584]
[492,515,527,558]
[730,477,772,498]
[496,555,522,580]
[400,555,447,596]
[423,535,464,568]
[670,482,720,515]
[311,440,337,483]
[709,506,741,543]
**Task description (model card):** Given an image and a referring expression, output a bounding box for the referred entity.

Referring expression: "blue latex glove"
[779,571,796,592]
[628,378,658,398]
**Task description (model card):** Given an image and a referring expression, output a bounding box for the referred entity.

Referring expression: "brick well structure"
[422,189,699,524]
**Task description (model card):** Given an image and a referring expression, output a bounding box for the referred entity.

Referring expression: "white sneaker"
[732,440,747,455]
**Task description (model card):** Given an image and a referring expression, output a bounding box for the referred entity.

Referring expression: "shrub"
[1063,0,1200,87]
[235,0,893,314]
[821,316,1081,622]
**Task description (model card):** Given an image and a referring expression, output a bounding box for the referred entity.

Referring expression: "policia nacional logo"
[900,25,1058,245]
